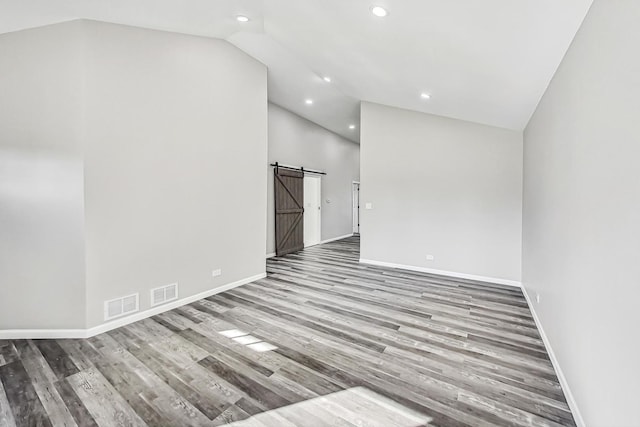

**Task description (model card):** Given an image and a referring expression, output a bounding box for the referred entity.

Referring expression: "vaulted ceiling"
[0,0,593,142]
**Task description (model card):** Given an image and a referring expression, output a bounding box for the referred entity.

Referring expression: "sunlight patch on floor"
[224,386,432,426]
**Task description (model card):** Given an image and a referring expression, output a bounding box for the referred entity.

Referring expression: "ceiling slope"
[0,0,594,142]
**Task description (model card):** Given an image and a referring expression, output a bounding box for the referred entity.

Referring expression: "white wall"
[0,22,87,330]
[523,1,640,425]
[267,103,360,254]
[360,102,522,283]
[0,20,268,332]
[81,21,268,328]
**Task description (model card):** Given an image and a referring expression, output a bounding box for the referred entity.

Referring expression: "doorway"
[274,168,305,256]
[303,175,322,247]
[352,182,360,234]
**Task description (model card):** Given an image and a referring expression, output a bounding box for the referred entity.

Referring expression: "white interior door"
[352,182,360,234]
[304,176,321,247]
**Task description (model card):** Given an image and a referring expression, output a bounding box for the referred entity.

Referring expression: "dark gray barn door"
[275,168,304,256]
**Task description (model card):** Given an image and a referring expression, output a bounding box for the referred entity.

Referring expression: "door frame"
[352,181,360,234]
[304,175,322,248]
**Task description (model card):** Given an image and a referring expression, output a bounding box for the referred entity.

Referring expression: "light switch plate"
[365,203,373,210]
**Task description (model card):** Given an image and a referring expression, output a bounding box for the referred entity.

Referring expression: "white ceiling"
[0,0,593,142]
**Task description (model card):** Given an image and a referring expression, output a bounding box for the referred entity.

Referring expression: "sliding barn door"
[274,168,304,256]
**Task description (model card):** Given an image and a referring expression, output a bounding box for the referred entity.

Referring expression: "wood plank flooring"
[0,236,576,426]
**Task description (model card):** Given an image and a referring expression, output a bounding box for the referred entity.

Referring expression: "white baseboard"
[521,287,585,427]
[320,233,354,245]
[0,329,89,339]
[266,252,276,258]
[359,258,522,288]
[0,272,266,340]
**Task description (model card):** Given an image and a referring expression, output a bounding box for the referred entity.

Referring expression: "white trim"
[521,287,586,427]
[359,258,522,288]
[356,257,583,424]
[0,272,266,340]
[303,175,322,248]
[266,252,276,258]
[352,182,360,234]
[0,329,88,339]
[86,272,265,338]
[320,233,354,245]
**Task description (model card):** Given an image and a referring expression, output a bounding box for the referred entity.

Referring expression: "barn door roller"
[271,162,326,175]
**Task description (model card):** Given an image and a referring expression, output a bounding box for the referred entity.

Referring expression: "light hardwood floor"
[0,236,575,426]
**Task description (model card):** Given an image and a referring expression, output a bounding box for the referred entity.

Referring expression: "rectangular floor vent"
[104,293,139,321]
[150,283,178,307]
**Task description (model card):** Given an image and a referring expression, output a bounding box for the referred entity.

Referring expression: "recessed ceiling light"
[349,124,356,129]
[421,92,431,99]
[371,6,388,17]
[236,15,250,22]
[305,99,314,105]
[323,76,332,83]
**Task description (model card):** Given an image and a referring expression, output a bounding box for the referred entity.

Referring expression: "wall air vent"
[104,293,139,321]
[150,283,179,307]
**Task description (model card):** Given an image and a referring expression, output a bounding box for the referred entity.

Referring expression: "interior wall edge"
[0,272,266,340]
[359,258,522,288]
[521,286,586,427]
[267,103,360,254]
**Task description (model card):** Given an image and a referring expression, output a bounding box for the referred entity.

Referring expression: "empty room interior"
[1,0,638,426]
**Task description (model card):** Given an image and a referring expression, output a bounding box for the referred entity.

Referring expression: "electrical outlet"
[536,293,541,304]
[212,269,222,278]
[426,254,435,261]
[365,202,373,210]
